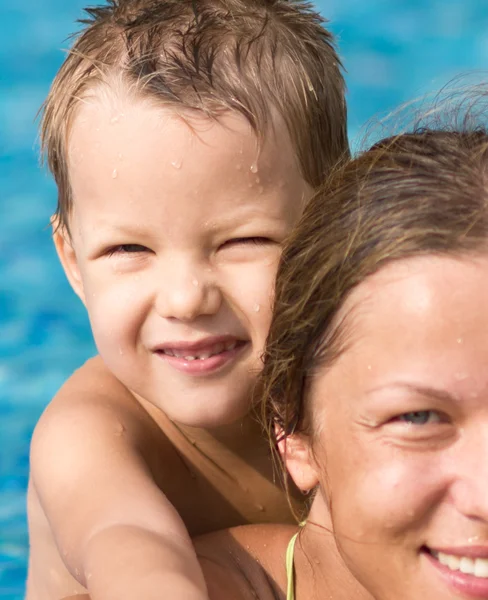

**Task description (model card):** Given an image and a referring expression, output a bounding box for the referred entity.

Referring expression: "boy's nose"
[155,261,222,322]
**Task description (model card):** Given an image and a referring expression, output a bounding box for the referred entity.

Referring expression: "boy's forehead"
[68,84,295,166]
[67,84,308,220]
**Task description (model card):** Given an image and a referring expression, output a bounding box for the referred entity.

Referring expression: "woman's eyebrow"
[365,382,457,403]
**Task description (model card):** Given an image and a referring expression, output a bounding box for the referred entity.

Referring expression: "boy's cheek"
[83,278,144,333]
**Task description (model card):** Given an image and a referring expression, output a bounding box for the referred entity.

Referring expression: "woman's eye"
[397,411,442,425]
[107,244,149,256]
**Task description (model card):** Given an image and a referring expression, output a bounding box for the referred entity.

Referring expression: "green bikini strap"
[286,521,306,600]
[286,531,299,600]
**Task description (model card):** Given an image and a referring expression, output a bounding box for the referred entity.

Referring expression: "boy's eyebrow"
[92,222,152,238]
[366,382,457,403]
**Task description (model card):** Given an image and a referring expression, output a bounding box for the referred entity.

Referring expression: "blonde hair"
[40,0,348,231]
[262,127,488,441]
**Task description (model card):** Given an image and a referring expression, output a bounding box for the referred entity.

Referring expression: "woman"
[64,126,488,599]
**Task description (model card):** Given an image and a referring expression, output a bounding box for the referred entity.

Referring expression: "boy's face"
[56,89,310,426]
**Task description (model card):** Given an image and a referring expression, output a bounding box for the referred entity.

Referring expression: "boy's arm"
[56,528,286,600]
[30,362,208,600]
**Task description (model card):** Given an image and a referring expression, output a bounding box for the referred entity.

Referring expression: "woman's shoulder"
[194,524,296,600]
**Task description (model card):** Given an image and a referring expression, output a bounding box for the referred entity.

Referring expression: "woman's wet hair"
[261,120,488,444]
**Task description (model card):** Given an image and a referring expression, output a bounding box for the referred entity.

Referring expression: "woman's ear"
[277,427,319,493]
[52,217,86,304]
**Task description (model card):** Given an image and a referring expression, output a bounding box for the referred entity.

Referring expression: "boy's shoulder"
[45,355,173,450]
[194,524,294,600]
[32,355,195,500]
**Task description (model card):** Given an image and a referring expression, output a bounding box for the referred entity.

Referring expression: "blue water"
[1,1,488,597]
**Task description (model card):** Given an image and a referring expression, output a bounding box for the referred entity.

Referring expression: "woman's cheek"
[328,448,445,543]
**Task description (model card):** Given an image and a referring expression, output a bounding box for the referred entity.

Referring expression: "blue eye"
[398,411,441,425]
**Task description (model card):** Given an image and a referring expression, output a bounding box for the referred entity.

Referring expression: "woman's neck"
[293,498,374,600]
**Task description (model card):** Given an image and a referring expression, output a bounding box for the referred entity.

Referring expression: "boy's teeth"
[164,340,239,360]
[435,551,488,578]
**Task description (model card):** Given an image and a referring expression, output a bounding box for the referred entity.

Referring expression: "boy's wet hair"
[261,123,488,443]
[41,0,349,232]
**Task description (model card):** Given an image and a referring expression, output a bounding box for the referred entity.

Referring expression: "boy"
[27,1,348,599]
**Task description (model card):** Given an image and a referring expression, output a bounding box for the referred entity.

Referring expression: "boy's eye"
[107,244,149,256]
[221,237,272,248]
[397,410,443,425]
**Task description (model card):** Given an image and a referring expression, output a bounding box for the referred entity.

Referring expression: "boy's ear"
[52,218,86,304]
[276,428,319,493]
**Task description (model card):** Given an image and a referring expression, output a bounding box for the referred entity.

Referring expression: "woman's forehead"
[308,253,488,403]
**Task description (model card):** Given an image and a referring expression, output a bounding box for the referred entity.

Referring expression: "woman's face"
[306,253,488,600]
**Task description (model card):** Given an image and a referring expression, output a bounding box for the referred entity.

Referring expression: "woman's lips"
[426,545,488,598]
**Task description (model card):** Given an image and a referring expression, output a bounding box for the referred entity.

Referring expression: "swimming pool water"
[1,1,488,597]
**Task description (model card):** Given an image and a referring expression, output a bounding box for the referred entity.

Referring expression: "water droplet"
[250,162,258,174]
[171,158,182,169]
[254,303,261,312]
[117,152,124,160]
[192,279,199,287]
[110,115,119,124]
[114,422,125,436]
[468,535,480,543]
[457,337,464,344]
[118,346,124,355]
[256,504,265,512]
[236,163,242,171]
[255,176,261,184]
[367,364,372,370]
[112,168,118,179]
[454,372,468,381]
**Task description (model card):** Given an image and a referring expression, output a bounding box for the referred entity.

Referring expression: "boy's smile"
[153,336,247,375]
[56,86,310,426]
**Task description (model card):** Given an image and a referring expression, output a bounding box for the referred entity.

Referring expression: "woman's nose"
[449,427,488,521]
